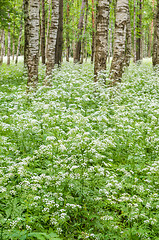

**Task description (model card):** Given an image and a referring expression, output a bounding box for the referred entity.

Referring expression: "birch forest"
[0,0,159,239]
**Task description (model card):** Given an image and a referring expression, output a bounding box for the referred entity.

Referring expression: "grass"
[0,59,159,240]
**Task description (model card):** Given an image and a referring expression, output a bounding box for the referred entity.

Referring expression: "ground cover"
[0,60,159,239]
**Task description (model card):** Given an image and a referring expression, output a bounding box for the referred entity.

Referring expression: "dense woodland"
[0,0,159,239]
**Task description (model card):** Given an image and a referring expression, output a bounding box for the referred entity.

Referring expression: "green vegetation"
[0,60,159,239]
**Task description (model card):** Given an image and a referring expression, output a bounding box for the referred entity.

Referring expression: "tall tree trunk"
[41,0,46,64]
[80,0,88,64]
[45,0,51,59]
[91,0,95,64]
[0,30,5,65]
[109,0,129,84]
[133,0,136,62]
[66,0,70,62]
[15,24,23,64]
[46,0,59,79]
[74,0,86,63]
[55,0,63,66]
[24,0,29,67]
[152,0,159,67]
[136,0,142,62]
[12,23,15,61]
[27,0,40,90]
[148,0,155,58]
[124,7,131,67]
[7,14,11,65]
[94,0,110,82]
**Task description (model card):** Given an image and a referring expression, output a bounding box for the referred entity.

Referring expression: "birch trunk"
[0,30,5,65]
[27,0,40,90]
[12,23,15,61]
[66,0,70,62]
[41,0,46,64]
[109,0,129,84]
[7,15,11,65]
[124,7,131,67]
[91,0,95,64]
[74,0,86,63]
[80,0,88,64]
[133,0,136,62]
[45,0,51,59]
[152,0,159,67]
[15,24,23,64]
[94,0,110,82]
[46,0,59,79]
[136,0,142,62]
[55,0,63,66]
[24,0,29,67]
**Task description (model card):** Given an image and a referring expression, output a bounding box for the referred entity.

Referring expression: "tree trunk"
[41,0,46,64]
[80,0,88,64]
[152,0,159,67]
[15,24,23,64]
[46,0,59,79]
[109,0,129,84]
[7,14,11,65]
[12,23,15,61]
[133,0,136,62]
[66,0,70,62]
[124,7,131,67]
[24,0,29,67]
[74,0,86,63]
[136,0,142,62]
[27,0,40,90]
[91,0,95,64]
[45,0,51,59]
[94,0,110,82]
[55,0,63,66]
[0,30,5,65]
[148,0,155,58]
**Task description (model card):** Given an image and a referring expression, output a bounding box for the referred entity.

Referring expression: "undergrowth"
[0,60,159,239]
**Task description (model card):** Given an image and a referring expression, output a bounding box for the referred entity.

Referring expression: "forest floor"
[0,59,159,240]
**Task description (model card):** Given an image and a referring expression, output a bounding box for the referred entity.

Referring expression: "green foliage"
[0,60,159,239]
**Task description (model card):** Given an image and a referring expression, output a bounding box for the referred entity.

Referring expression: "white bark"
[94,0,110,82]
[109,0,129,84]
[15,24,23,64]
[45,0,59,80]
[27,0,40,90]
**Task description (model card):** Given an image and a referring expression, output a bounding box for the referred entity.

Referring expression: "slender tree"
[74,0,86,63]
[46,0,59,79]
[7,14,11,65]
[0,30,5,65]
[109,0,129,84]
[27,0,40,90]
[66,0,70,62]
[80,0,88,64]
[24,0,29,67]
[133,0,136,62]
[55,0,63,66]
[94,0,110,82]
[15,24,23,64]
[152,0,159,67]
[136,0,142,61]
[45,0,51,59]
[91,0,95,63]
[41,0,46,64]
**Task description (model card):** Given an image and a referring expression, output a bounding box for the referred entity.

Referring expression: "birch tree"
[27,0,40,90]
[0,30,5,65]
[94,0,110,82]
[7,14,11,65]
[46,0,59,80]
[152,0,159,67]
[41,0,46,64]
[109,0,129,85]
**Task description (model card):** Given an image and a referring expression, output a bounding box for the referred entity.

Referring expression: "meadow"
[0,59,159,239]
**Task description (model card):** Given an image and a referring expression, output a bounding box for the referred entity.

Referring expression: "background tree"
[152,0,159,67]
